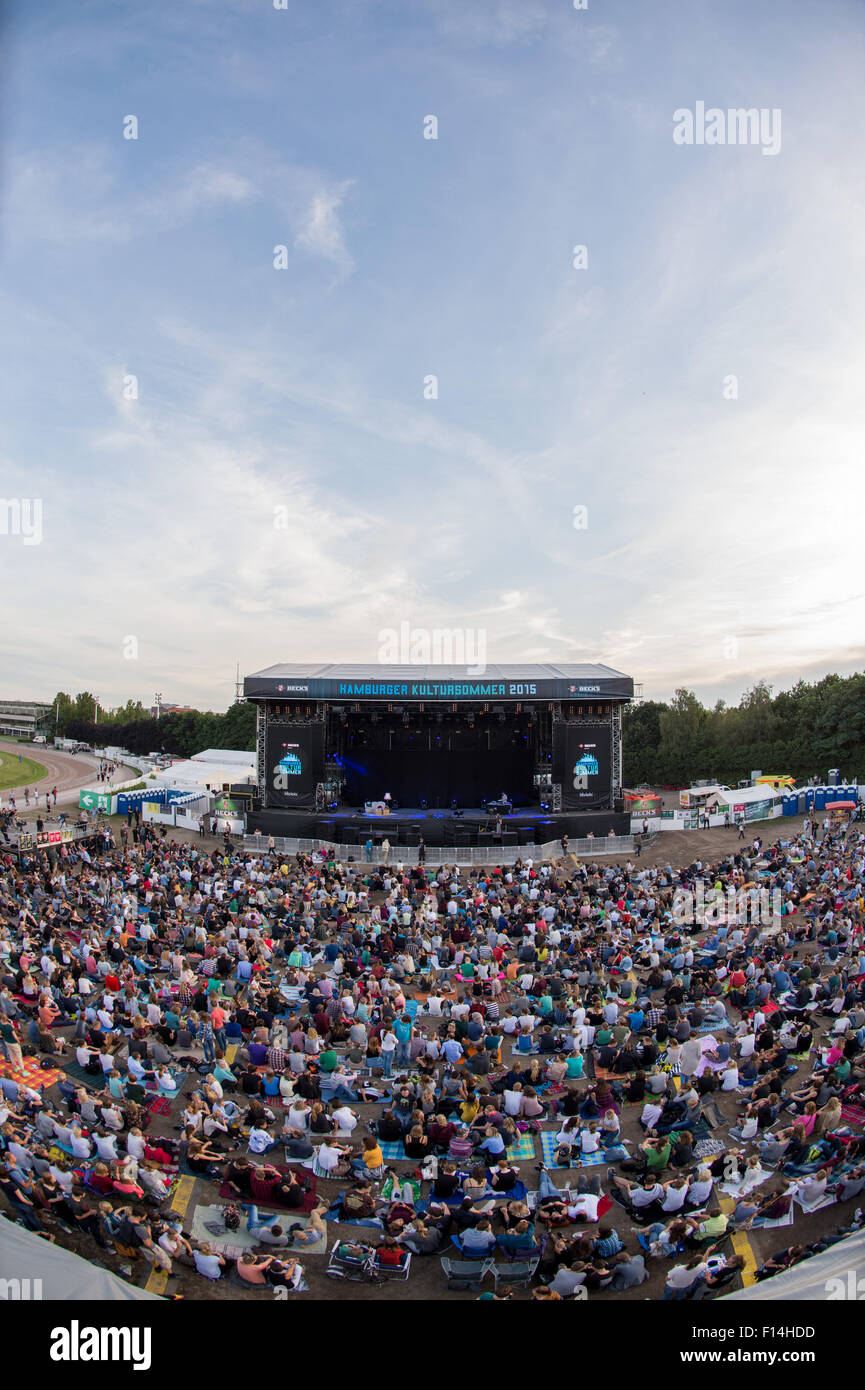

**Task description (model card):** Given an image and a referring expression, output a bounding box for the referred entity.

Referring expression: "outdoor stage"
[243,662,635,845]
[246,803,630,845]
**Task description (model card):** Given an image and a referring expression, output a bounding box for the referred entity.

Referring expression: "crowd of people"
[1,804,864,1300]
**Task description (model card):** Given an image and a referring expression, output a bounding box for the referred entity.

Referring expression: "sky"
[1,0,863,713]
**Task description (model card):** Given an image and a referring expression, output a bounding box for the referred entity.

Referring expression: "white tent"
[722,1228,865,1301]
[705,785,782,810]
[152,757,255,790]
[0,1217,163,1301]
[191,748,255,766]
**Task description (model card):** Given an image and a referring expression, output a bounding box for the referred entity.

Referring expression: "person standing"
[394,1014,413,1069]
[0,1017,23,1072]
[417,838,426,865]
[380,1026,397,1078]
[381,837,390,864]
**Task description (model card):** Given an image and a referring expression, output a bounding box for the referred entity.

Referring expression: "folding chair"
[326,1239,379,1283]
[373,1249,412,1281]
[449,1233,494,1260]
[491,1256,539,1292]
[440,1255,496,1291]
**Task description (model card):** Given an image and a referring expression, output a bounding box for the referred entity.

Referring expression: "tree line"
[623,673,865,788]
[52,692,256,760]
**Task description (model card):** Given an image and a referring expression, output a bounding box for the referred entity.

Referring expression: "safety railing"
[242,833,635,864]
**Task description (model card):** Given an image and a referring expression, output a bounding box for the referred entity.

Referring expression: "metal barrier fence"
[242,833,634,865]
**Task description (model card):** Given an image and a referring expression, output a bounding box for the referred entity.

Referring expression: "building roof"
[246,662,630,681]
[244,662,634,702]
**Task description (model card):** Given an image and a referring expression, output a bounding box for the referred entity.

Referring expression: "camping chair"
[440,1255,496,1291]
[449,1233,496,1260]
[491,1255,539,1292]
[495,1238,541,1263]
[326,1239,379,1283]
[373,1248,412,1281]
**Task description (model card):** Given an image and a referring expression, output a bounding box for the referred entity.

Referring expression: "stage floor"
[247,804,631,845]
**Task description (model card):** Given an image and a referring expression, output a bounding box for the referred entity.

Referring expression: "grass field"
[0,751,47,790]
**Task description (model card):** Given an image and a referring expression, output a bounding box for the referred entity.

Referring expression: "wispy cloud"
[293,180,355,272]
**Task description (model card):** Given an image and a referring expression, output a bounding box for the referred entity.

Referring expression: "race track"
[0,737,137,812]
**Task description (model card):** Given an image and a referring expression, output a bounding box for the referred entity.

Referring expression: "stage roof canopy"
[244,663,634,702]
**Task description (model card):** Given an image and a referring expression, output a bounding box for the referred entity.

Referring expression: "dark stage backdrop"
[265,723,325,808]
[552,722,613,810]
[339,746,534,809]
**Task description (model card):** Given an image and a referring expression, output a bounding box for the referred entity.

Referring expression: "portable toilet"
[828,768,840,786]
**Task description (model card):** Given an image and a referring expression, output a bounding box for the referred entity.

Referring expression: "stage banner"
[553,723,613,810]
[265,723,324,808]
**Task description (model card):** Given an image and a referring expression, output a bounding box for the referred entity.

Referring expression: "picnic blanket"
[527,1189,614,1224]
[751,1206,795,1229]
[60,1058,106,1089]
[190,1203,258,1255]
[324,1198,383,1230]
[217,1166,318,1214]
[720,1165,773,1198]
[540,1132,609,1169]
[693,1138,726,1160]
[505,1132,535,1162]
[794,1191,836,1215]
[840,1104,865,1131]
[381,1174,421,1204]
[0,1056,63,1090]
[378,1141,409,1162]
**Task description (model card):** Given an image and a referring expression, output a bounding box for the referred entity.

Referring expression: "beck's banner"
[553,722,613,810]
[264,723,324,808]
